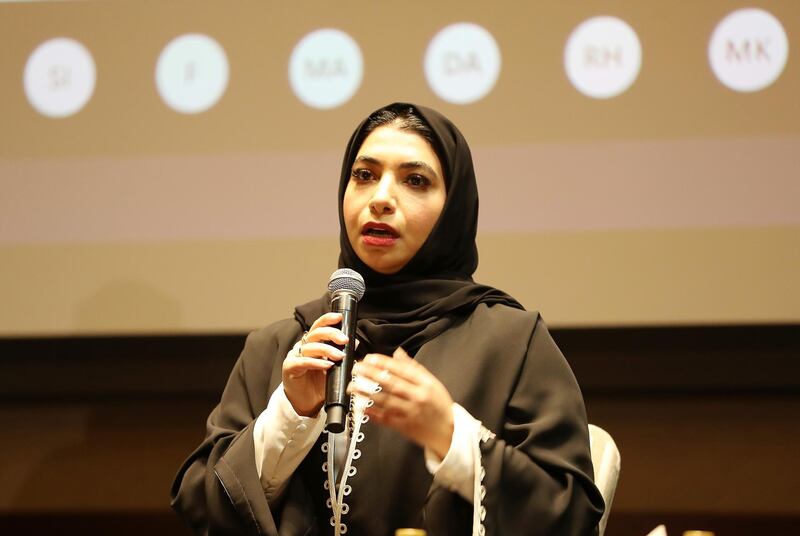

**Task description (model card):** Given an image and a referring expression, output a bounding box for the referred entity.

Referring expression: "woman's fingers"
[350,356,422,412]
[281,312,350,418]
[283,357,333,382]
[393,346,413,361]
[347,349,454,458]
[305,326,348,346]
[309,312,344,331]
[300,341,345,361]
[360,352,423,386]
[353,359,404,396]
[300,315,348,358]
[284,355,334,376]
[347,377,413,420]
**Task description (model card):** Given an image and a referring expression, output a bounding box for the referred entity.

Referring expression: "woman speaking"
[171,103,604,535]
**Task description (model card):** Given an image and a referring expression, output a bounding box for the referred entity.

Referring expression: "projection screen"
[1,0,798,336]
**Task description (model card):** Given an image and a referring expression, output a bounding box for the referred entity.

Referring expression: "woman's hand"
[282,312,348,417]
[349,348,454,459]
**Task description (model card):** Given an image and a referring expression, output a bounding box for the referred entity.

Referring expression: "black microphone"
[324,268,365,433]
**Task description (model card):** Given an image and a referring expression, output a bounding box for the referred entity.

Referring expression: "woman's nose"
[369,174,396,215]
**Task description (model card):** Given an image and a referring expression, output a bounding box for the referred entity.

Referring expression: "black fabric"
[296,102,522,356]
[171,308,605,536]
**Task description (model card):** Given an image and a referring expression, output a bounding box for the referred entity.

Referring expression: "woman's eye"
[405,174,431,188]
[351,168,373,182]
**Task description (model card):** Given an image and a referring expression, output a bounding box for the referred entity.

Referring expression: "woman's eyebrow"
[353,155,381,166]
[398,161,438,178]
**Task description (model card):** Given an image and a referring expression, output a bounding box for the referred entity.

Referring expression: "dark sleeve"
[170,320,313,536]
[479,316,604,536]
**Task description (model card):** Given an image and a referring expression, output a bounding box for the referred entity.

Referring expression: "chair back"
[588,424,621,536]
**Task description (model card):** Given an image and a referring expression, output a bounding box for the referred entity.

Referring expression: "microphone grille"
[327,269,366,300]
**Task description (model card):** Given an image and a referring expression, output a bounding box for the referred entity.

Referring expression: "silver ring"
[298,331,309,356]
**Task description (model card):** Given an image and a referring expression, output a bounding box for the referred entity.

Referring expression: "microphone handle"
[325,291,358,433]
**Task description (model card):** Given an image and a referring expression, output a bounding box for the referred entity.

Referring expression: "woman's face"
[343,125,446,274]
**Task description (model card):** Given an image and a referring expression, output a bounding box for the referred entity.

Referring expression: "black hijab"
[295,103,523,355]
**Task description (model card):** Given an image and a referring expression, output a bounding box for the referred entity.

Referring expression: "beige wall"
[2,227,799,336]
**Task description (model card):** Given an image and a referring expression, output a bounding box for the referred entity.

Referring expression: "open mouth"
[364,228,396,237]
[362,223,399,238]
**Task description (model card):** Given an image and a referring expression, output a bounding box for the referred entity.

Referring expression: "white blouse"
[253,383,479,505]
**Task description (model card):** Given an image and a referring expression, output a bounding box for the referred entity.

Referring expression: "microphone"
[325,268,365,433]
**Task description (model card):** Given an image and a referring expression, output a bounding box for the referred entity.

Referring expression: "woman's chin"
[358,253,406,275]
[365,262,403,275]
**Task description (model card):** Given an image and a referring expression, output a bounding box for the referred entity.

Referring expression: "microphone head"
[328,268,366,301]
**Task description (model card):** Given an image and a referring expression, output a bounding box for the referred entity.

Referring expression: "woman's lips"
[362,235,397,246]
[361,222,398,247]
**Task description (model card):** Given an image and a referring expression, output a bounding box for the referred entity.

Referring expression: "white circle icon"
[289,29,363,110]
[156,34,229,114]
[564,16,642,99]
[424,22,501,105]
[708,8,788,93]
[24,37,96,118]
